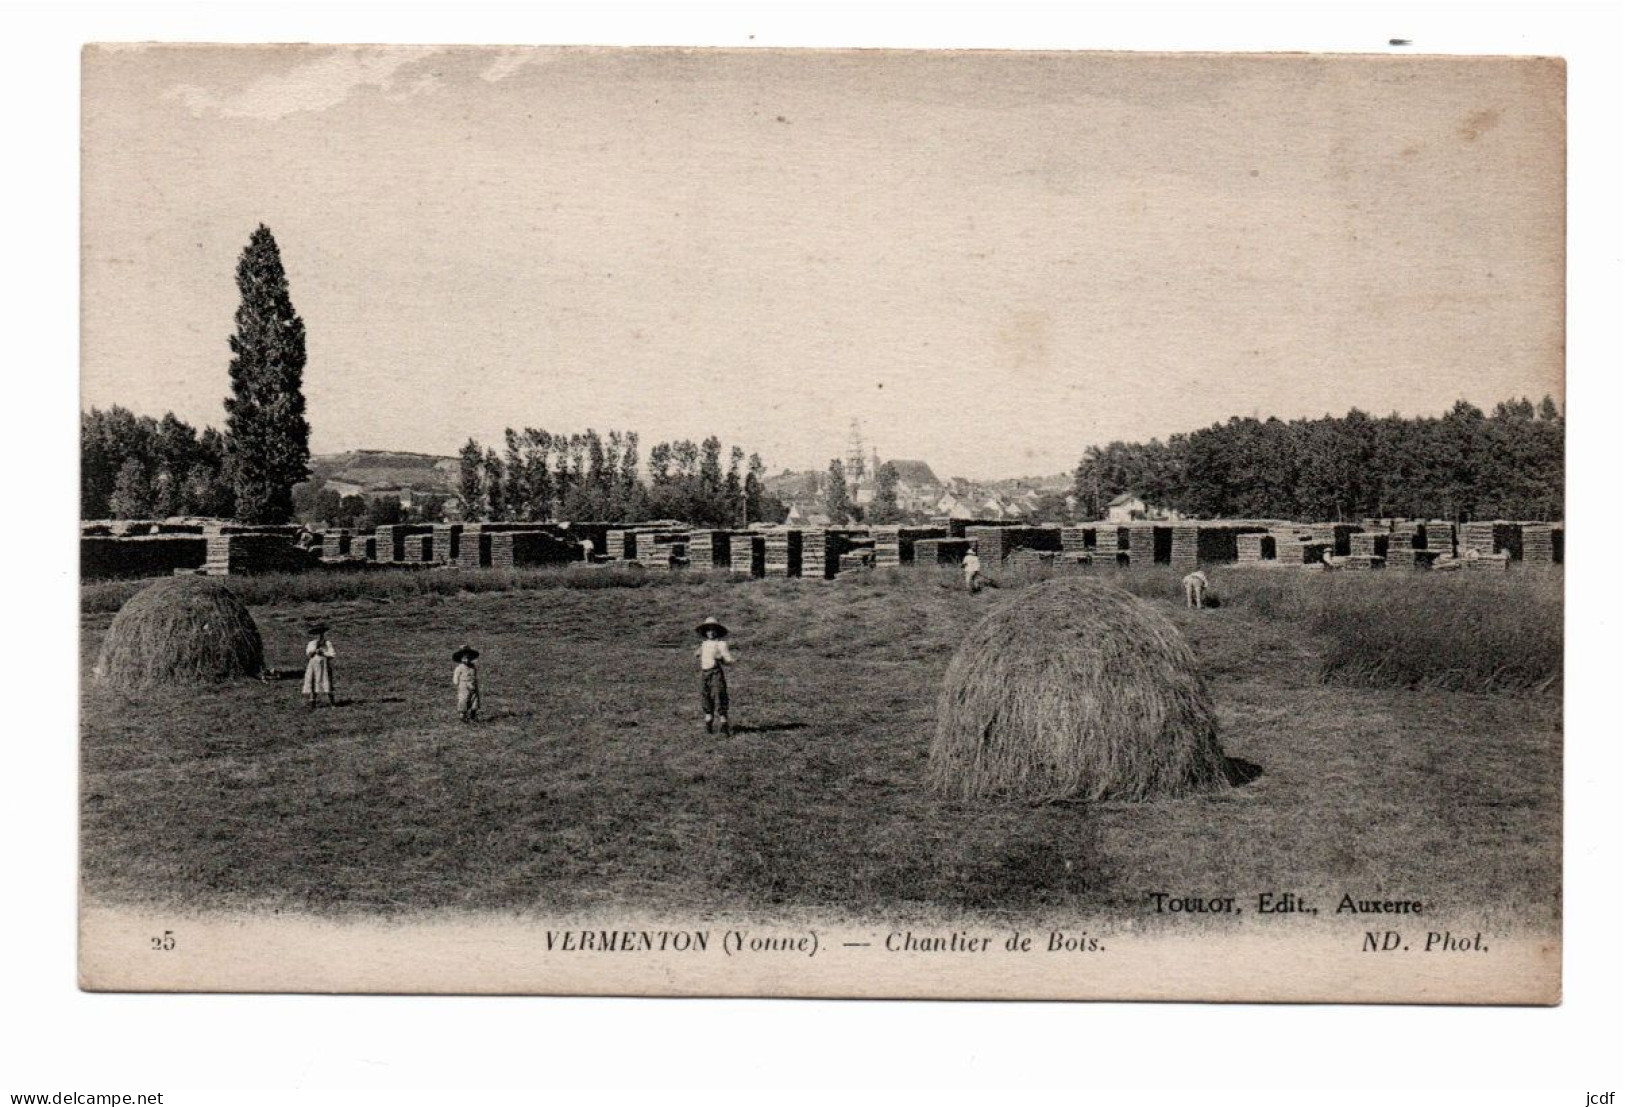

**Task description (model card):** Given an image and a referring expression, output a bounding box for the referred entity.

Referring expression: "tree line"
[82,225,311,524]
[1072,397,1564,522]
[81,406,236,519]
[457,430,787,527]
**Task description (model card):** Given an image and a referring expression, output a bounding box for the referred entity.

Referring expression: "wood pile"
[635,532,688,570]
[202,533,315,576]
[1125,523,1155,567]
[912,538,972,566]
[1169,524,1199,571]
[1521,523,1554,563]
[375,524,434,563]
[799,530,828,580]
[1347,532,1389,559]
[1421,521,1456,556]
[1235,533,1272,563]
[1466,552,1511,571]
[431,524,463,564]
[729,533,766,577]
[764,529,803,577]
[80,535,208,581]
[687,530,733,570]
[871,526,903,569]
[489,530,580,569]
[319,529,352,559]
[456,523,538,567]
[1006,548,1057,572]
[1385,546,1431,569]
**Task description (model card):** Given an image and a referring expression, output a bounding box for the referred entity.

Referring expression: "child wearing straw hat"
[695,617,735,736]
[452,645,482,722]
[302,623,336,708]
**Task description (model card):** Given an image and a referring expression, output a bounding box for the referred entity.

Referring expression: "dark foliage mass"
[81,406,235,520]
[224,225,311,525]
[1073,398,1564,522]
[457,429,787,527]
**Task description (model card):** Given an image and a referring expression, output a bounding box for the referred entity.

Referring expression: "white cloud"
[166,47,444,120]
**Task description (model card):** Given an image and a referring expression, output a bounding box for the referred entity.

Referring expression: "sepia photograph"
[77,43,1566,1002]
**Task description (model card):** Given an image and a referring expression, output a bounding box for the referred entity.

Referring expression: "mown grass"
[79,565,1562,928]
[79,563,742,615]
[84,560,1564,695]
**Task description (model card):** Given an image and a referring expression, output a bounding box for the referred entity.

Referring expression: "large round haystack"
[94,576,263,689]
[930,576,1234,802]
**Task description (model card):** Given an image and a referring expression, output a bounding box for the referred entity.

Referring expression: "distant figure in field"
[962,550,998,593]
[1182,570,1209,608]
[452,646,481,722]
[579,538,595,562]
[302,623,336,708]
[296,524,319,550]
[695,617,734,736]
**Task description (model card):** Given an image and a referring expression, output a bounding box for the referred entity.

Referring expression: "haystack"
[930,577,1234,802]
[94,576,264,689]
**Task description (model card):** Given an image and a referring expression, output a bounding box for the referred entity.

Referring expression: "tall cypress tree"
[224,225,310,523]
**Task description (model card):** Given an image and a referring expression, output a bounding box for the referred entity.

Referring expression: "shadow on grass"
[1224,756,1264,787]
[730,722,809,735]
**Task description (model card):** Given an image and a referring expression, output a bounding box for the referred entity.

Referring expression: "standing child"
[302,623,336,708]
[452,646,481,722]
[695,617,735,736]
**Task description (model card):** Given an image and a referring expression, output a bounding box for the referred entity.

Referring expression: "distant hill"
[309,450,460,494]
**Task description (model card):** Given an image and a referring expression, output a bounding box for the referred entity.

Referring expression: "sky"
[81,46,1564,479]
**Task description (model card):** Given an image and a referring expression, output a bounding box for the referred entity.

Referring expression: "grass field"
[80,563,1562,930]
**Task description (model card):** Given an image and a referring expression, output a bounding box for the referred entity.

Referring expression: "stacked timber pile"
[1304,523,1361,555]
[605,529,635,561]
[555,524,611,560]
[729,533,766,577]
[81,535,209,581]
[456,523,539,568]
[635,532,687,570]
[489,531,580,569]
[964,525,1019,565]
[835,537,876,578]
[1465,552,1511,571]
[896,527,949,564]
[763,529,803,577]
[797,529,826,579]
[1006,548,1057,572]
[1059,527,1093,560]
[1272,537,1328,566]
[413,534,435,562]
[1421,521,1456,557]
[431,524,463,564]
[1169,524,1199,571]
[1125,523,1155,567]
[1235,533,1272,564]
[319,529,352,560]
[687,530,733,570]
[1521,523,1554,563]
[872,526,903,569]
[948,518,1016,539]
[1098,526,1128,565]
[202,533,314,576]
[1348,532,1388,559]
[1385,544,1431,569]
[375,524,434,563]
[356,536,377,561]
[912,537,972,566]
